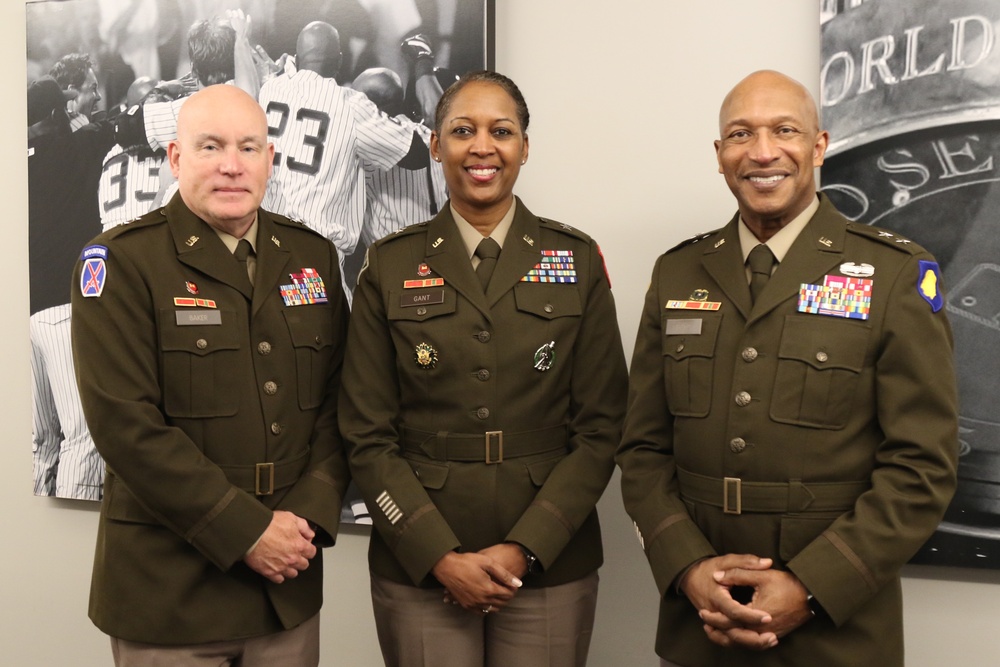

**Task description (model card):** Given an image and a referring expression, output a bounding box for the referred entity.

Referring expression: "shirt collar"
[213,215,259,254]
[738,195,819,264]
[452,199,517,261]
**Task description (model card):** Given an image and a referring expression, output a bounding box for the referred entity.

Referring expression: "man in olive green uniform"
[339,195,628,664]
[72,85,349,665]
[617,70,958,667]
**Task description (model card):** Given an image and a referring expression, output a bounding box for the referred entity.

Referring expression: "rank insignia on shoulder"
[80,245,108,298]
[521,250,577,283]
[280,268,328,306]
[918,260,943,312]
[798,275,873,320]
[534,341,555,371]
[415,342,438,369]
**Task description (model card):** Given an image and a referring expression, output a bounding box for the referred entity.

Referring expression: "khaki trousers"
[371,571,599,667]
[110,613,320,667]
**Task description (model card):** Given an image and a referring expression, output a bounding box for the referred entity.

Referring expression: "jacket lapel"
[251,212,292,318]
[422,208,491,319]
[747,197,847,325]
[701,215,753,321]
[167,196,254,301]
[486,198,541,308]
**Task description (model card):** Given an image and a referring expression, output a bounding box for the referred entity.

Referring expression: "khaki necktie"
[474,237,501,290]
[234,238,255,288]
[747,243,775,304]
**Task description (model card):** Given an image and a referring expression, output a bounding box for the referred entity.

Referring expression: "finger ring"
[482,607,489,614]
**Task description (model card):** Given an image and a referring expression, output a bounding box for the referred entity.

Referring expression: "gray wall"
[5,1,999,665]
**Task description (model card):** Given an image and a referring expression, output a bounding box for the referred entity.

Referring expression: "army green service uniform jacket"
[71,194,350,644]
[616,195,958,666]
[339,198,628,587]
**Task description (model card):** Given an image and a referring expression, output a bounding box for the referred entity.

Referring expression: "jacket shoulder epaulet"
[372,220,430,249]
[270,212,331,241]
[665,228,721,255]
[846,222,925,255]
[101,207,169,241]
[538,218,593,243]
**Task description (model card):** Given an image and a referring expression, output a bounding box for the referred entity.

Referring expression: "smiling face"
[167,85,274,237]
[714,71,829,239]
[70,67,101,119]
[430,80,529,226]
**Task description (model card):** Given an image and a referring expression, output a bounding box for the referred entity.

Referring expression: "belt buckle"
[485,431,503,464]
[723,477,742,515]
[255,462,275,496]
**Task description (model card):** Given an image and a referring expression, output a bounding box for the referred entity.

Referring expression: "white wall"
[4,1,998,665]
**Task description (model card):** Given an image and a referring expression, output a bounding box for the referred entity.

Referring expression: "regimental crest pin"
[417,262,431,277]
[534,341,555,371]
[186,281,199,294]
[690,289,710,302]
[415,342,438,369]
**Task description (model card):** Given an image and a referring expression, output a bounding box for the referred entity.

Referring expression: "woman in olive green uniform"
[339,71,628,667]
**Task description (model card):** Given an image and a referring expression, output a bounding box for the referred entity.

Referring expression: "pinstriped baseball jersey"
[258,69,415,260]
[361,120,448,246]
[143,96,186,151]
[99,143,166,231]
[30,304,103,500]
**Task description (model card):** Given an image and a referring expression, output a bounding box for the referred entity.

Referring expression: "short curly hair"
[49,53,93,91]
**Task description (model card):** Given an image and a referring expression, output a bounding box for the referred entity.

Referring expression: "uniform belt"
[400,424,568,464]
[677,467,870,515]
[219,451,311,496]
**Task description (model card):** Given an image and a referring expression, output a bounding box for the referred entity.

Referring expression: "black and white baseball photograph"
[26,0,494,513]
[820,0,1000,568]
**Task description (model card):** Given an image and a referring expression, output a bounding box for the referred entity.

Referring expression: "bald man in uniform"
[72,85,349,666]
[617,70,959,667]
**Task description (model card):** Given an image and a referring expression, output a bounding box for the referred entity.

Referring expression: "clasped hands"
[244,510,317,584]
[432,544,527,615]
[679,554,814,650]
